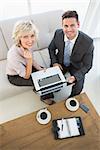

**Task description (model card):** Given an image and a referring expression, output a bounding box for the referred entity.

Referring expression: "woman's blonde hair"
[12,20,38,46]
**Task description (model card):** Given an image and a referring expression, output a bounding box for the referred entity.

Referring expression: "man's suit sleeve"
[48,30,58,65]
[74,41,94,82]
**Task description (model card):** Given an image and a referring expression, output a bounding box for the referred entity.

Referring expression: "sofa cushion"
[0,60,32,100]
[33,50,48,67]
[39,48,51,68]
[0,10,63,52]
[0,29,8,60]
[31,10,63,50]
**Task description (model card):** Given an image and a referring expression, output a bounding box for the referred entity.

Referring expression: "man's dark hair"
[62,11,79,22]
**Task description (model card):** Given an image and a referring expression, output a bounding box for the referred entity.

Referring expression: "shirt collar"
[64,31,79,44]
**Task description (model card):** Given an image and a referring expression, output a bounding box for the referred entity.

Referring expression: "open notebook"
[52,117,85,139]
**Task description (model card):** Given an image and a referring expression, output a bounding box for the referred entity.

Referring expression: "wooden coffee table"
[0,93,100,150]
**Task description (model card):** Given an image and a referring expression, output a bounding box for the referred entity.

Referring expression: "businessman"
[48,10,94,97]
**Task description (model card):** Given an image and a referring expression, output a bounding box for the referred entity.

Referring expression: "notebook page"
[67,118,80,136]
[57,119,70,138]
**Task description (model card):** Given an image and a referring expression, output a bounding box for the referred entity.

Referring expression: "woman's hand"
[53,63,63,71]
[40,67,47,72]
[20,47,32,59]
[23,50,32,59]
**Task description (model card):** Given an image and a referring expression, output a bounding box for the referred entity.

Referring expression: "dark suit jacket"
[48,29,94,82]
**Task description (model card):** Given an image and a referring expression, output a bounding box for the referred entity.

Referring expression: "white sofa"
[0,10,72,123]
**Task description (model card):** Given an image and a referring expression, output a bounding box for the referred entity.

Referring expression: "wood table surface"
[0,93,100,150]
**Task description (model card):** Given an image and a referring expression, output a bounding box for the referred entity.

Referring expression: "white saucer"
[36,108,51,124]
[65,97,79,111]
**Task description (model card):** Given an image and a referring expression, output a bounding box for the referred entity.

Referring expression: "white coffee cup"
[65,98,79,111]
[36,108,51,124]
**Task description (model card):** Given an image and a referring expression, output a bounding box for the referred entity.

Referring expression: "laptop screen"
[38,74,61,87]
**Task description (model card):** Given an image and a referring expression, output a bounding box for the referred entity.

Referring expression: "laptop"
[31,66,66,96]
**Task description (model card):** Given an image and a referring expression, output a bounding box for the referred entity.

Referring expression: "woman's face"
[20,32,36,49]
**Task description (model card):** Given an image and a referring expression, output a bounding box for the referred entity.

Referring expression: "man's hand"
[67,76,76,84]
[53,63,63,71]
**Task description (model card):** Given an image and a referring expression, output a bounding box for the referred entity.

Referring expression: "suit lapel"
[60,30,65,51]
[71,31,82,56]
[60,30,65,63]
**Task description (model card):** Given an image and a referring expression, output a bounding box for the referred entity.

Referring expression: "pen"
[61,118,64,131]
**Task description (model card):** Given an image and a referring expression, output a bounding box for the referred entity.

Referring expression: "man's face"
[62,17,80,40]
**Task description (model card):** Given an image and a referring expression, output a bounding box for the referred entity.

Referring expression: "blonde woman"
[6,20,54,105]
